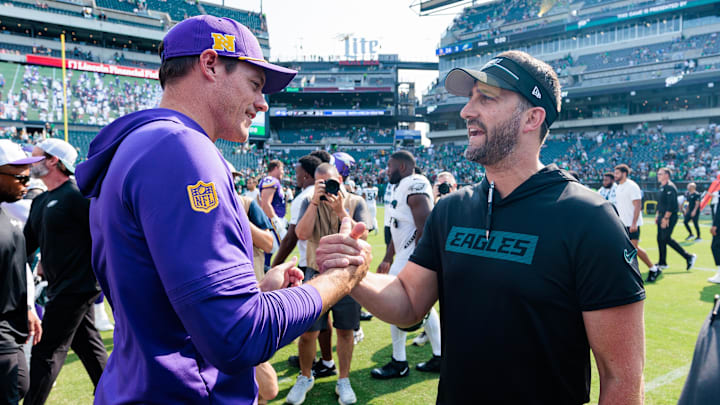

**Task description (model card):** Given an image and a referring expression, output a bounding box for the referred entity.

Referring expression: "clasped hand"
[315,217,372,282]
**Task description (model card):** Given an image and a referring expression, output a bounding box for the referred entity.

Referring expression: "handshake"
[316,217,373,288]
[261,218,372,296]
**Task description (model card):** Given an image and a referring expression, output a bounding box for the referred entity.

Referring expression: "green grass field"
[44,207,720,404]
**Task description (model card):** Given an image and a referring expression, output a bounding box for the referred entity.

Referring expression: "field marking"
[9,64,19,95]
[694,266,718,273]
[645,365,690,393]
[278,376,293,386]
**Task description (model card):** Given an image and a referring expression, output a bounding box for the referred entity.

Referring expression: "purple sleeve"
[125,129,322,373]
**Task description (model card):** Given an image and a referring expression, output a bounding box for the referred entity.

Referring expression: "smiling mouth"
[245,112,256,121]
[468,128,486,138]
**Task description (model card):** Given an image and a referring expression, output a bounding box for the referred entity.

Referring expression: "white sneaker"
[412,331,429,346]
[353,327,364,345]
[709,273,720,284]
[286,375,314,404]
[335,378,357,405]
[94,303,114,331]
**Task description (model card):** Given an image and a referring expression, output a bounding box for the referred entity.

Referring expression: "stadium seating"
[201,4,264,33]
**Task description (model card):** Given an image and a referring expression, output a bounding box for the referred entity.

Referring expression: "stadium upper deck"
[266,59,420,147]
[423,0,720,141]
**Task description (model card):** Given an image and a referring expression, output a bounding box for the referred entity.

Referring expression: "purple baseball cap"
[161,15,296,94]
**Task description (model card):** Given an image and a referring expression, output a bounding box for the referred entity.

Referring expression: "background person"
[683,183,701,241]
[24,139,107,405]
[649,167,696,282]
[0,140,43,405]
[371,150,441,379]
[432,171,457,204]
[289,163,370,405]
[613,164,657,276]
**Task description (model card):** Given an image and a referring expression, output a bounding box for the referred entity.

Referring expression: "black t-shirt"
[657,183,679,217]
[409,165,645,404]
[24,180,100,299]
[0,208,28,353]
[686,191,700,214]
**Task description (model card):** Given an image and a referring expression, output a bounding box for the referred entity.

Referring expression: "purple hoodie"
[75,108,322,404]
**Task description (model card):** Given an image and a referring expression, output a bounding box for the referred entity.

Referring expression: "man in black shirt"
[709,206,720,283]
[23,139,107,405]
[316,51,645,404]
[683,183,701,241]
[0,140,43,405]
[648,167,697,282]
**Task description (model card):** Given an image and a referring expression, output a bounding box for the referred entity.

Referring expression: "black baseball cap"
[444,56,560,127]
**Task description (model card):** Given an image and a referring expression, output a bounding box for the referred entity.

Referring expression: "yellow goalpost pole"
[61,33,69,142]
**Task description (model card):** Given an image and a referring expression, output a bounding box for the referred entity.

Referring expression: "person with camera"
[288,163,370,405]
[433,171,457,203]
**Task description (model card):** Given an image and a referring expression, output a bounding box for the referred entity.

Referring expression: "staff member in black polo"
[648,167,696,282]
[23,139,107,405]
[683,183,701,241]
[0,140,43,405]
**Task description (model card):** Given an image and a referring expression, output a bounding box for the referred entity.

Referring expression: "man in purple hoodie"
[74,16,371,404]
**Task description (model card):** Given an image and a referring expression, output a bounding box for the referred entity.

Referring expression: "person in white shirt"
[242,176,260,202]
[614,164,656,273]
[597,172,617,206]
[360,183,379,234]
[373,150,441,379]
[382,180,394,247]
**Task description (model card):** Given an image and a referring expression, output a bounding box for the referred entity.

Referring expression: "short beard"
[30,163,49,179]
[464,107,523,167]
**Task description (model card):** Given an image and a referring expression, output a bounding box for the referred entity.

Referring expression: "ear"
[198,49,220,82]
[522,106,546,137]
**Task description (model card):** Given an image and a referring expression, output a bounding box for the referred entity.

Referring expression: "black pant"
[24,292,107,405]
[684,213,700,238]
[713,234,720,266]
[657,215,691,266]
[0,346,28,405]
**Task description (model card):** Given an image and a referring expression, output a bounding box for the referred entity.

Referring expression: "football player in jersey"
[372,150,441,379]
[382,175,394,248]
[259,160,287,239]
[361,182,379,234]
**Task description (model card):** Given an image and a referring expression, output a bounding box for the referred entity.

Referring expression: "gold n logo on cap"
[211,33,236,52]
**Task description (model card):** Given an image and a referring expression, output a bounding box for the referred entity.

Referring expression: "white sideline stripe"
[694,266,718,273]
[644,365,690,393]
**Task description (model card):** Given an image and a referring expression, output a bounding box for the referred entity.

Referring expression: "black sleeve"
[714,210,720,227]
[71,190,91,227]
[573,202,646,311]
[23,201,39,262]
[668,186,679,214]
[409,199,444,272]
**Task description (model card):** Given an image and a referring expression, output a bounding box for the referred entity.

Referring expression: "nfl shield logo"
[187,181,219,213]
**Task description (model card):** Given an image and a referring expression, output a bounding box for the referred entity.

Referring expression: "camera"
[438,182,451,195]
[320,179,340,201]
[324,179,340,195]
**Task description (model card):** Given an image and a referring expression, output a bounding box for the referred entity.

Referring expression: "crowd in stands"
[548,123,720,183]
[0,64,162,125]
[426,31,720,109]
[275,126,394,144]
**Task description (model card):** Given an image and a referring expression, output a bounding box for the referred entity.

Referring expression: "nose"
[254,93,269,113]
[460,101,475,121]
